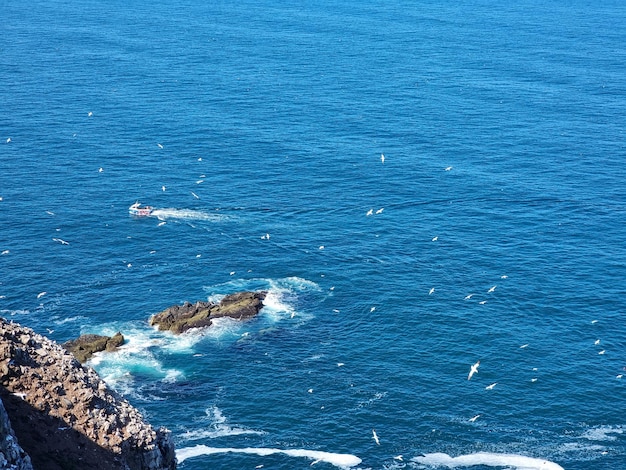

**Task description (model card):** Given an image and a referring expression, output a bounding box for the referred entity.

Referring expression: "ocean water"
[1,1,625,469]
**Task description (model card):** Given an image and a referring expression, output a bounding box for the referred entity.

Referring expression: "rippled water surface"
[2,1,625,468]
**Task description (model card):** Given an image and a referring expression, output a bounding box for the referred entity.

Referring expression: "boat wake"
[176,445,362,468]
[151,208,226,222]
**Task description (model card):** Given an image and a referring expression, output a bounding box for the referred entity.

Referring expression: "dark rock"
[150,291,267,334]
[62,332,125,363]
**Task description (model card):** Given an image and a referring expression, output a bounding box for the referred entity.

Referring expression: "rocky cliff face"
[0,397,32,470]
[0,318,176,470]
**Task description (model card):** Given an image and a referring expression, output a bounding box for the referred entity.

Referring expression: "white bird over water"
[157,143,163,149]
[487,285,497,293]
[468,361,480,380]
[444,166,453,171]
[191,191,199,199]
[52,238,69,245]
[432,236,438,241]
[469,414,481,422]
[37,292,47,299]
[381,153,385,164]
[464,294,474,300]
[366,208,373,216]
[429,287,435,295]
[485,382,497,390]
[162,185,166,191]
[375,207,384,214]
[372,429,380,445]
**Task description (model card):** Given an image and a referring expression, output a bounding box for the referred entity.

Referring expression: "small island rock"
[63,332,125,363]
[150,291,267,334]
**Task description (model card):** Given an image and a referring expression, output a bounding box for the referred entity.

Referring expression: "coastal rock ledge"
[150,291,267,334]
[0,318,176,470]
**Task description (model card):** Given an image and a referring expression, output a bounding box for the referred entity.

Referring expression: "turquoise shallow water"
[2,1,626,468]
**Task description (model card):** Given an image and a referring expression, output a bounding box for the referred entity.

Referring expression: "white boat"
[129,202,153,216]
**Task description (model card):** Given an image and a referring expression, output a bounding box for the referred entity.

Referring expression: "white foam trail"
[151,208,225,222]
[176,445,361,468]
[179,406,264,441]
[581,425,623,441]
[413,452,564,469]
[180,427,263,441]
[0,309,30,316]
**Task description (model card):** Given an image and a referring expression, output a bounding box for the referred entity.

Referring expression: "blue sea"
[2,1,625,468]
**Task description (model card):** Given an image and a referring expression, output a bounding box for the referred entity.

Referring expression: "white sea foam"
[261,288,296,320]
[176,445,362,468]
[581,425,623,441]
[0,309,30,316]
[53,315,87,325]
[179,406,264,441]
[412,452,564,469]
[195,316,246,340]
[87,326,186,392]
[203,276,320,323]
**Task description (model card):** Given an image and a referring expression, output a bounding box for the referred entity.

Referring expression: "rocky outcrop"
[0,398,32,470]
[0,318,176,470]
[150,291,267,334]
[62,332,125,363]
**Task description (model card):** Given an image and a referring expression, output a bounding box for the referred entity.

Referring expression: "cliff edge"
[0,318,176,470]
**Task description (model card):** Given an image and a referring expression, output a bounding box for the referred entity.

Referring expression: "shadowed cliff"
[0,318,176,470]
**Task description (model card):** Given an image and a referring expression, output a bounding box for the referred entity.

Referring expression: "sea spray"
[176,445,362,468]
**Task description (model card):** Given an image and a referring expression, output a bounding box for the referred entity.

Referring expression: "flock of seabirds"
[0,136,611,469]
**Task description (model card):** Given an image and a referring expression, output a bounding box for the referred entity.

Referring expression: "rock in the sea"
[0,318,176,470]
[150,291,267,334]
[62,332,125,363]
